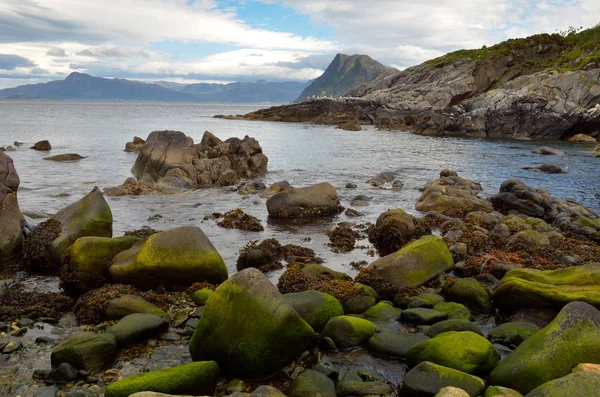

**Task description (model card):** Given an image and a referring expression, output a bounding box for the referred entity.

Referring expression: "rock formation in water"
[230,26,600,141]
[296,53,397,101]
[0,152,24,260]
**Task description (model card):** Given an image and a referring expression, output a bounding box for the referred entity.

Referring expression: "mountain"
[235,25,600,141]
[295,53,398,101]
[0,73,308,103]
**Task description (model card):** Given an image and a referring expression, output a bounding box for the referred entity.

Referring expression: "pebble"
[185,318,199,329]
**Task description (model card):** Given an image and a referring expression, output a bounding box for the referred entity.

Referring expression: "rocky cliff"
[295,54,398,101]
[233,26,600,140]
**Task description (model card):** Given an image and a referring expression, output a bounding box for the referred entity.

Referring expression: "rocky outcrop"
[266,182,342,218]
[124,136,145,152]
[126,130,267,190]
[43,154,86,162]
[31,140,51,151]
[0,152,24,260]
[230,29,600,141]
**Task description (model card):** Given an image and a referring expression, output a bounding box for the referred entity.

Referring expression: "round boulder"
[266,182,342,218]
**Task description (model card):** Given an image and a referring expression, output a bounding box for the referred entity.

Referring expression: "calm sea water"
[1,100,599,280]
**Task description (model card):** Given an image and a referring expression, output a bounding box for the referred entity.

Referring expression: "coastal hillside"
[238,25,600,140]
[0,73,307,103]
[295,53,397,101]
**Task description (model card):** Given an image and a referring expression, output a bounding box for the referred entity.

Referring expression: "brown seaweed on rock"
[236,238,321,273]
[123,227,160,240]
[217,208,264,232]
[20,219,62,272]
[0,285,73,321]
[327,224,360,253]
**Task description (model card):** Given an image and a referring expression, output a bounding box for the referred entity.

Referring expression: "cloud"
[46,47,66,57]
[77,47,151,58]
[0,54,35,70]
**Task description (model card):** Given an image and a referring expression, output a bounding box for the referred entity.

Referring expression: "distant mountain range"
[0,73,309,103]
[296,53,398,101]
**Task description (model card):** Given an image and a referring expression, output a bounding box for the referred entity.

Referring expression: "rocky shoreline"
[2,131,600,397]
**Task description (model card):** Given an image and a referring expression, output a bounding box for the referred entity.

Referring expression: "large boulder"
[60,236,140,295]
[189,268,316,379]
[0,152,24,260]
[51,331,117,372]
[283,290,343,332]
[490,301,600,394]
[367,235,454,290]
[367,208,430,256]
[266,182,342,218]
[491,264,600,310]
[109,226,227,289]
[50,187,113,263]
[416,172,493,218]
[104,361,219,397]
[442,277,493,314]
[525,371,600,397]
[407,331,499,376]
[402,361,486,397]
[321,315,376,348]
[106,313,169,347]
[131,130,268,188]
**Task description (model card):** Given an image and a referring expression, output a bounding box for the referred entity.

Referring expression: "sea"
[2,100,599,282]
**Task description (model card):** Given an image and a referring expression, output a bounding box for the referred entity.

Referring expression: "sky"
[0,0,599,88]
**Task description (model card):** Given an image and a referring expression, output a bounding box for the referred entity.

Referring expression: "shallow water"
[2,100,600,280]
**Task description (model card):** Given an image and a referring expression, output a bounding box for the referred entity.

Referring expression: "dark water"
[2,100,599,280]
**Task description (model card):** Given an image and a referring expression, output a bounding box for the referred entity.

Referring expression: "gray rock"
[51,332,117,372]
[367,330,429,358]
[33,386,60,397]
[0,152,24,260]
[288,369,336,397]
[54,362,78,381]
[401,308,449,325]
[106,313,169,347]
[337,368,394,396]
[266,182,342,218]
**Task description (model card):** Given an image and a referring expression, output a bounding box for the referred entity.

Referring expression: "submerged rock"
[522,164,566,174]
[490,301,600,394]
[189,268,316,379]
[109,226,227,289]
[0,152,24,260]
[531,147,565,155]
[43,153,86,162]
[266,182,343,218]
[50,187,113,263]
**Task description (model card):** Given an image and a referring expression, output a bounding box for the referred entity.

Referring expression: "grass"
[426,24,600,72]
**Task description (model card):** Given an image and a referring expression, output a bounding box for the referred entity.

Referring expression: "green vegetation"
[426,23,600,72]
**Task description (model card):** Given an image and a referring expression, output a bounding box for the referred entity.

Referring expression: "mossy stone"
[106,294,170,322]
[506,230,550,249]
[189,268,316,379]
[301,263,351,280]
[251,386,286,397]
[368,235,454,289]
[435,387,471,397]
[490,301,600,394]
[288,369,336,397]
[104,361,219,397]
[407,331,499,376]
[283,290,343,332]
[109,226,228,289]
[106,313,169,347]
[433,302,471,320]
[322,315,376,348]
[50,187,113,263]
[442,278,493,314]
[191,288,213,306]
[402,361,486,397]
[367,330,429,358]
[492,264,600,310]
[51,331,117,372]
[525,371,600,397]
[337,368,394,396]
[484,386,523,396]
[61,236,140,295]
[487,322,539,347]
[425,319,483,338]
[401,308,448,325]
[361,302,401,322]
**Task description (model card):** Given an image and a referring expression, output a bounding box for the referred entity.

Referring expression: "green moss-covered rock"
[484,386,523,396]
[288,369,336,397]
[283,290,343,332]
[506,230,550,250]
[401,308,448,325]
[490,301,600,394]
[361,302,401,322]
[322,315,376,348]
[433,302,471,320]
[51,331,117,372]
[367,330,429,358]
[301,263,351,280]
[524,371,600,397]
[435,387,471,397]
[60,235,140,295]
[337,368,394,396]
[106,294,170,321]
[342,282,377,314]
[492,264,600,310]
[189,268,316,379]
[104,361,219,397]
[367,208,428,256]
[50,187,113,263]
[425,319,482,338]
[407,331,499,376]
[368,235,454,289]
[442,278,492,314]
[109,226,227,289]
[191,288,213,306]
[106,313,169,347]
[402,361,486,397]
[251,386,286,397]
[487,322,540,347]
